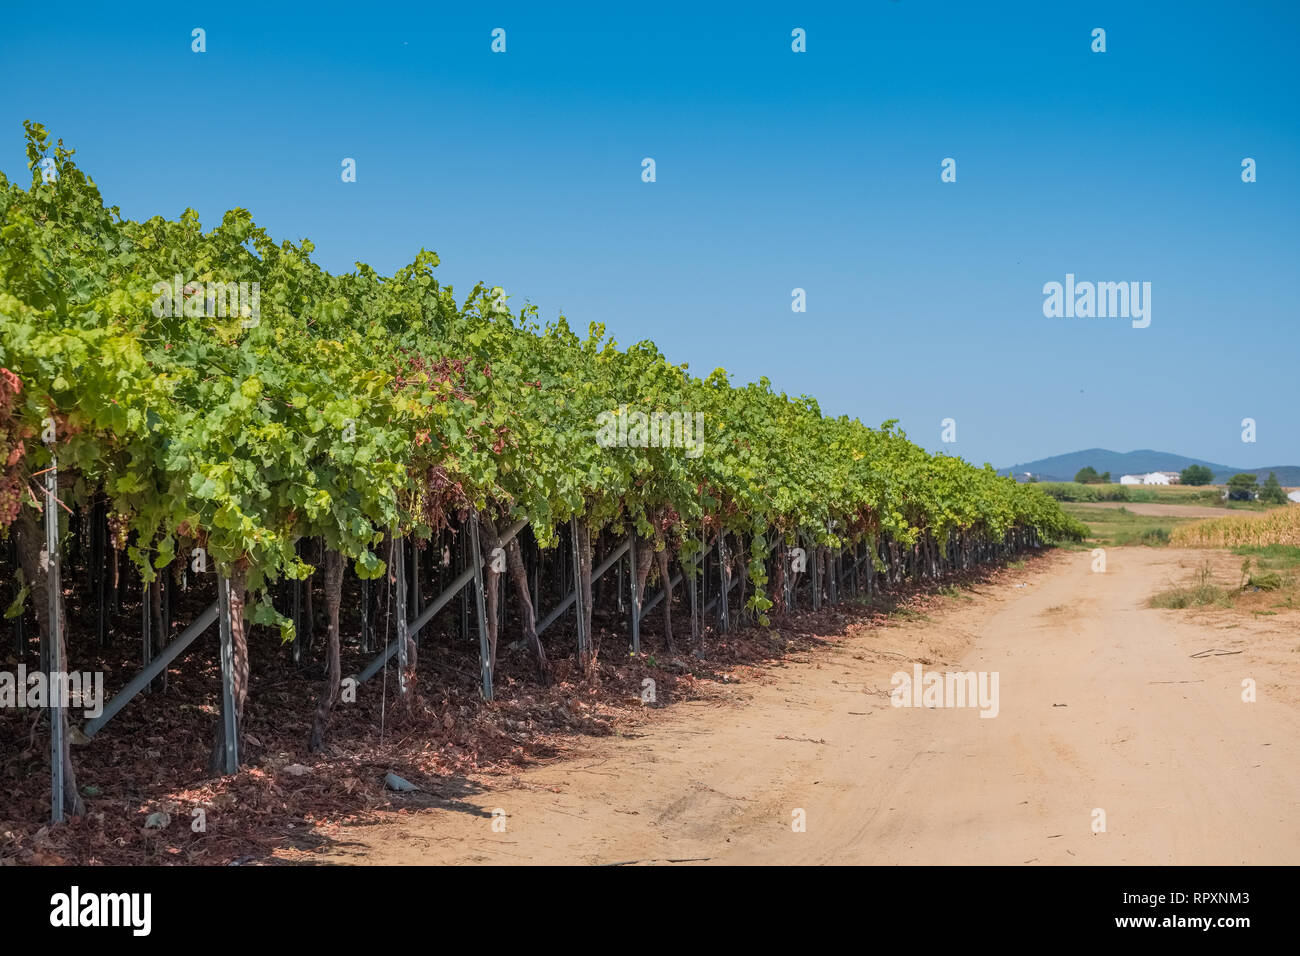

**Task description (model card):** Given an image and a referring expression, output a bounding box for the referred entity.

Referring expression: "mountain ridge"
[999,448,1300,485]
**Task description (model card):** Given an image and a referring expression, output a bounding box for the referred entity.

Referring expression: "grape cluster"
[0,475,20,528]
[107,511,131,550]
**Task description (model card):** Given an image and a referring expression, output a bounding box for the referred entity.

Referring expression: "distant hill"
[999,448,1300,486]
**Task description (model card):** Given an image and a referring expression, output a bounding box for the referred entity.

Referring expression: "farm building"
[1121,472,1181,485]
[1150,471,1181,484]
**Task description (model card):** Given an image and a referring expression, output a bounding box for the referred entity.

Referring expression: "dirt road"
[326,548,1300,865]
[1072,502,1261,519]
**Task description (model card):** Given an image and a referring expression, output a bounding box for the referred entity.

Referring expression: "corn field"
[1170,506,1300,549]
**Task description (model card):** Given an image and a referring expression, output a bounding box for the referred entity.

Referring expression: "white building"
[1289,490,1300,504]
[1120,471,1181,486]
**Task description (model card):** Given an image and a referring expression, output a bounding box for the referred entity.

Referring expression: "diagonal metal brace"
[354,519,527,684]
[80,602,219,741]
[535,537,630,638]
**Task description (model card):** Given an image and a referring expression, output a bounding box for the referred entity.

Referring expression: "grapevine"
[0,123,1086,772]
[0,122,1084,600]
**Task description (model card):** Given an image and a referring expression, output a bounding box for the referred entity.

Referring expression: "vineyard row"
[0,123,1084,821]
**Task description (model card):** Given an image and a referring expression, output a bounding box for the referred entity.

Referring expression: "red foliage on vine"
[0,368,24,528]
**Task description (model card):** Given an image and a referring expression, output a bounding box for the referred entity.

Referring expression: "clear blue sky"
[2,0,1296,470]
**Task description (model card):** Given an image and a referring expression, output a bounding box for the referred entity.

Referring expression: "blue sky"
[2,1,1296,469]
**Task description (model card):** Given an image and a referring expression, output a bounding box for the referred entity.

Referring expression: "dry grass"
[1149,561,1235,609]
[1150,548,1300,613]
[1170,505,1300,548]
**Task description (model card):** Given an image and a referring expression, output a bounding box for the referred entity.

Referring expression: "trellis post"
[291,555,303,664]
[92,498,106,648]
[687,550,700,652]
[411,539,421,621]
[458,529,470,643]
[394,535,408,696]
[216,575,239,774]
[529,540,540,618]
[470,515,492,700]
[360,576,371,653]
[812,539,822,611]
[289,538,304,665]
[569,516,588,668]
[45,452,65,822]
[783,542,794,612]
[141,579,152,692]
[717,534,730,633]
[829,547,838,605]
[628,535,640,653]
[616,544,625,614]
[699,519,708,634]
[161,571,172,692]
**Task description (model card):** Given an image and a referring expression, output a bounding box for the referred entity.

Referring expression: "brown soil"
[323,547,1300,865]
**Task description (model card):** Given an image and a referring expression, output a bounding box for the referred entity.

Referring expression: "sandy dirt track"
[325,548,1300,865]
[1071,502,1262,519]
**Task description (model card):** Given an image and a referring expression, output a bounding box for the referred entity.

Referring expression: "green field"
[1037,482,1223,504]
[1040,482,1282,513]
[1061,503,1192,547]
